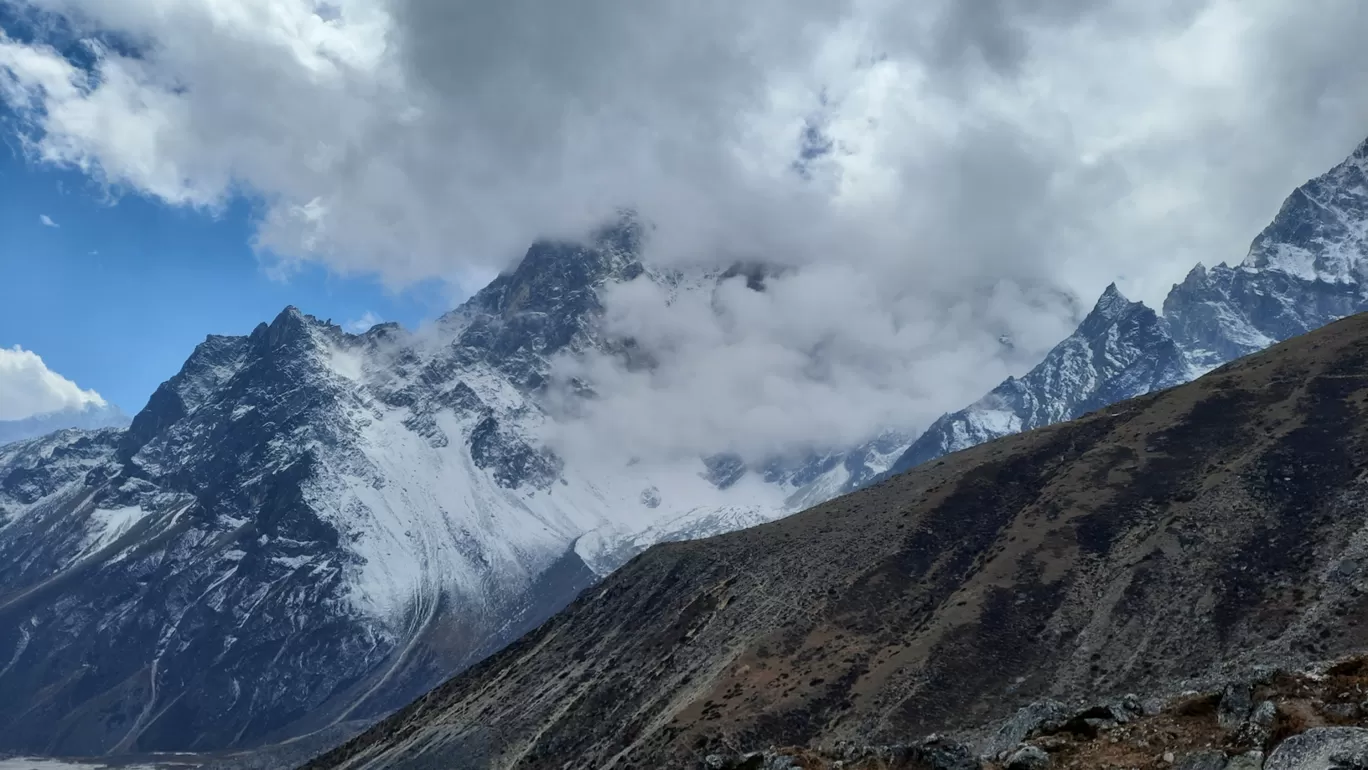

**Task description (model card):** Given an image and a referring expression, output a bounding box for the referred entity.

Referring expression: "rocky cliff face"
[303,308,1368,770]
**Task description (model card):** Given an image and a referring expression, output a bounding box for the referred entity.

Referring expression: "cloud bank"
[1,0,1367,461]
[0,345,107,421]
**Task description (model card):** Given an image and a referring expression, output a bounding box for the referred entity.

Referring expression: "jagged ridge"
[889,137,1368,476]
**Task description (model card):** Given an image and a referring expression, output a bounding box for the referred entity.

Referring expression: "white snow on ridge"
[326,345,367,382]
[80,506,147,555]
[302,333,790,624]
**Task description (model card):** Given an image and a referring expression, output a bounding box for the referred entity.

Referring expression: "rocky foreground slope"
[696,655,1368,770]
[306,308,1368,769]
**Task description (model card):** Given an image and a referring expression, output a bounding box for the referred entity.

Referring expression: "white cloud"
[38,213,57,227]
[344,310,383,333]
[0,0,1367,461]
[0,345,107,421]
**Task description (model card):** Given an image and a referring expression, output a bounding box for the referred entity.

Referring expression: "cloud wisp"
[0,345,107,421]
[1,0,1367,462]
[344,311,384,334]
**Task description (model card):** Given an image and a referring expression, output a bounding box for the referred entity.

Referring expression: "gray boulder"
[1221,682,1255,730]
[1237,700,1280,746]
[983,701,1071,757]
[1006,744,1051,770]
[1266,727,1368,770]
[914,737,983,770]
[1226,750,1266,770]
[762,754,801,770]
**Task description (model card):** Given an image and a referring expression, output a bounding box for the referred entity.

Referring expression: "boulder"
[983,701,1071,757]
[1265,727,1368,770]
[914,737,982,770]
[1005,744,1051,770]
[1237,701,1280,746]
[1221,683,1255,730]
[1225,750,1266,770]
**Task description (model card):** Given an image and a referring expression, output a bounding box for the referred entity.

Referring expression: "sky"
[0,114,460,415]
[0,0,1367,459]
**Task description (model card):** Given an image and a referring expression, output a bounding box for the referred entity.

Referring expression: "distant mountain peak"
[1352,134,1368,161]
[1093,281,1129,313]
[891,132,1368,479]
[1076,281,1144,340]
[0,402,129,447]
[1243,136,1368,284]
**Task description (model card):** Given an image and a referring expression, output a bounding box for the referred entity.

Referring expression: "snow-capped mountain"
[0,402,128,447]
[4,132,1368,761]
[0,220,811,757]
[889,135,1368,476]
[891,284,1196,473]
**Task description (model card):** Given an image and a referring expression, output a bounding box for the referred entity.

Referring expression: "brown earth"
[303,312,1368,769]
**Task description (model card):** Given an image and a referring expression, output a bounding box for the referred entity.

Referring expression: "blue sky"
[0,141,463,415]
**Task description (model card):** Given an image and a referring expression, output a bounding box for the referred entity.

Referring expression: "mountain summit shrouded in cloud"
[2,1,1368,469]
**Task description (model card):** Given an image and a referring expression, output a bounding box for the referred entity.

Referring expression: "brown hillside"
[305,311,1368,769]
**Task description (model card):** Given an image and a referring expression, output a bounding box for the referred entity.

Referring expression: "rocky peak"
[1093,281,1129,313]
[884,135,1368,486]
[1243,140,1368,284]
[1176,262,1211,290]
[1076,282,1144,339]
[451,219,646,389]
[250,305,333,353]
[1350,133,1368,164]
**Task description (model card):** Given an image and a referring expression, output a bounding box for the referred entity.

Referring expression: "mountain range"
[304,302,1368,769]
[890,136,1368,474]
[0,402,128,447]
[0,134,1366,760]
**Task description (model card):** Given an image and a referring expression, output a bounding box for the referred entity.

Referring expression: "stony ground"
[709,655,1368,770]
